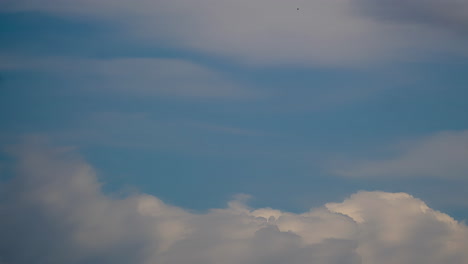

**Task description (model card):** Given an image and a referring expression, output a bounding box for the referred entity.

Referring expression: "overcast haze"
[1,0,468,263]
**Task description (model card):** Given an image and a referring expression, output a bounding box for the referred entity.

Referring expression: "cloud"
[353,0,468,36]
[0,55,254,98]
[1,142,467,264]
[2,0,467,66]
[332,130,468,178]
[49,112,264,157]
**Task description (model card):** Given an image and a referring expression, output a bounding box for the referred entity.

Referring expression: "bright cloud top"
[1,143,467,264]
[2,0,467,66]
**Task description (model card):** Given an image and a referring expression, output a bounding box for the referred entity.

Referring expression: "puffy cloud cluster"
[1,144,467,264]
[1,0,467,66]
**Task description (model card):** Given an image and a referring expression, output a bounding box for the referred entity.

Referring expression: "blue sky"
[1,1,468,263]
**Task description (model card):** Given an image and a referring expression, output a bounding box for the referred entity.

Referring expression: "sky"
[0,0,468,263]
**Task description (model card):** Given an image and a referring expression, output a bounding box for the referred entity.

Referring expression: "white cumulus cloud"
[0,142,467,264]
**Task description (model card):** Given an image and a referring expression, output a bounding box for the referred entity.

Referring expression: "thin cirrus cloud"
[331,130,468,179]
[0,55,253,98]
[2,0,467,66]
[353,0,468,36]
[54,112,264,154]
[1,142,467,264]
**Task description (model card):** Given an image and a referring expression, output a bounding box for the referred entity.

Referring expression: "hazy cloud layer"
[333,130,468,178]
[2,0,467,65]
[0,55,252,98]
[354,0,468,36]
[1,143,467,264]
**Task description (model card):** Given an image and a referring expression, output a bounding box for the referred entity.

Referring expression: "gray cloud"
[0,55,253,98]
[2,0,467,66]
[353,0,468,36]
[1,142,467,264]
[332,130,468,178]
